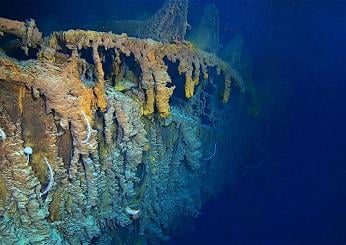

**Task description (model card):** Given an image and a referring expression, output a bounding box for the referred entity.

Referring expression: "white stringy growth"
[41,157,54,196]
[0,127,6,140]
[203,143,217,161]
[81,110,91,144]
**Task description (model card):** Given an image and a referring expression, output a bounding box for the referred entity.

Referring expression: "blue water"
[170,1,346,244]
[2,0,345,244]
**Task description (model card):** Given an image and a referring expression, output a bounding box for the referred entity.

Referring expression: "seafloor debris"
[0,17,245,244]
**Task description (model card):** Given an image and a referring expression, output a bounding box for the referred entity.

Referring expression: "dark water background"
[1,0,345,244]
[171,1,346,244]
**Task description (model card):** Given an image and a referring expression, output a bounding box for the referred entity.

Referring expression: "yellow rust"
[153,70,174,117]
[185,75,199,98]
[143,88,155,116]
[114,82,126,92]
[0,176,8,208]
[79,89,95,119]
[92,45,107,112]
[147,50,156,62]
[17,86,25,115]
[49,188,63,222]
[0,17,248,244]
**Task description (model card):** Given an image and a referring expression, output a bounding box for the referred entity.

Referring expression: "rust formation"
[0,17,245,244]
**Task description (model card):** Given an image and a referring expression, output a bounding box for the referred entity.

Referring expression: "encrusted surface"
[0,17,245,244]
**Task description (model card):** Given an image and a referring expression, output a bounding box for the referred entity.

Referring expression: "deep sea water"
[1,0,345,244]
[171,1,346,244]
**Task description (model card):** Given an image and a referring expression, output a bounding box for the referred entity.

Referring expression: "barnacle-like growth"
[0,17,246,244]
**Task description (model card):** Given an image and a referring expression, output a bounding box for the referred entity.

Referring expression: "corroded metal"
[0,17,245,244]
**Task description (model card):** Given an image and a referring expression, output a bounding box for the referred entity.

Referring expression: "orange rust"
[147,51,156,62]
[92,45,107,112]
